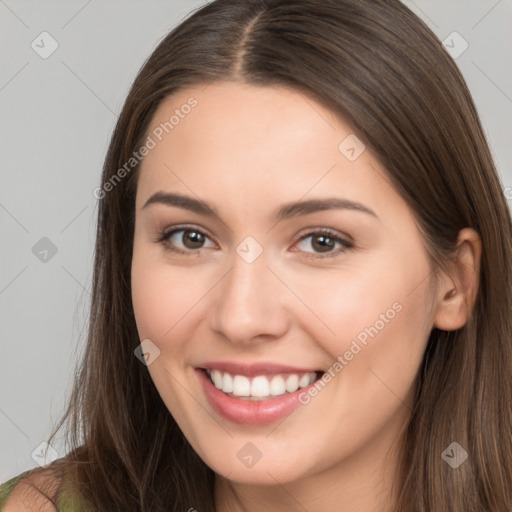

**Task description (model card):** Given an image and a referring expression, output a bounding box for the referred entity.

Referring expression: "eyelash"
[152,225,354,259]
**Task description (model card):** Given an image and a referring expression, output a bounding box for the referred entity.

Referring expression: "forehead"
[135,81,404,222]
[145,81,345,161]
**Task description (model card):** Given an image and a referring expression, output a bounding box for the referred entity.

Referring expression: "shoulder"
[1,469,61,512]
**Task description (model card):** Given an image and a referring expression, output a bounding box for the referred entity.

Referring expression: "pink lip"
[196,367,321,425]
[198,361,320,376]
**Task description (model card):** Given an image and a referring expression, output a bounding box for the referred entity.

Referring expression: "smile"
[206,369,319,400]
[196,363,325,425]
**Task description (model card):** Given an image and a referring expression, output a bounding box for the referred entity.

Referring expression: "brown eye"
[181,230,205,249]
[294,230,353,257]
[311,234,336,253]
[157,227,216,253]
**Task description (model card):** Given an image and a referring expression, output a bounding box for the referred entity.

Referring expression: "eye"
[154,226,216,254]
[293,229,353,258]
[153,226,352,258]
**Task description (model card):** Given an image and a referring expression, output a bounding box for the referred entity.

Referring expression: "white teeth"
[232,375,251,396]
[285,374,299,393]
[270,375,286,396]
[211,369,223,389]
[207,370,318,399]
[223,372,234,393]
[299,373,311,388]
[251,376,270,397]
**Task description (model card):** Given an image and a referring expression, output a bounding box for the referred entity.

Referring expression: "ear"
[433,227,482,331]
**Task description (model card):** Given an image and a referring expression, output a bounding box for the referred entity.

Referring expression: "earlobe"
[433,228,482,331]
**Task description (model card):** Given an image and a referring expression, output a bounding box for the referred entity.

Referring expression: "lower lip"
[196,369,316,425]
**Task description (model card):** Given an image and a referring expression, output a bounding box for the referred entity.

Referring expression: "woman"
[1,0,511,510]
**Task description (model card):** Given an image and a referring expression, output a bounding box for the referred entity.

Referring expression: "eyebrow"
[142,192,378,220]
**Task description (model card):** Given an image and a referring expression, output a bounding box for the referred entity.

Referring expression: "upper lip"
[197,361,322,376]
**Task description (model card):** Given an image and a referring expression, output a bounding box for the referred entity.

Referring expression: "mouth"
[199,368,324,401]
[195,361,327,424]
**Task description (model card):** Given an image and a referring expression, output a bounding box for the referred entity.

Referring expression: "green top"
[0,470,89,511]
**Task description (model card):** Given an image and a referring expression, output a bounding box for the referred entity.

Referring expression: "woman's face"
[131,81,437,485]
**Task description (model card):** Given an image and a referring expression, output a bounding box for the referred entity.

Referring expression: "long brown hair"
[28,0,512,509]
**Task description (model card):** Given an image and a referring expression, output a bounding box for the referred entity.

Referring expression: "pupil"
[183,230,204,249]
[312,235,334,253]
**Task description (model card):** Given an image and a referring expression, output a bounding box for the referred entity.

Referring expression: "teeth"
[223,372,234,393]
[232,375,251,396]
[251,376,270,397]
[212,369,223,389]
[299,373,310,388]
[270,375,286,396]
[285,374,299,393]
[207,369,318,399]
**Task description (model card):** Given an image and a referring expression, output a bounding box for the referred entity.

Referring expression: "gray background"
[1,0,511,482]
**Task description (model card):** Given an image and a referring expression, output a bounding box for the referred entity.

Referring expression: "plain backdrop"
[1,0,511,482]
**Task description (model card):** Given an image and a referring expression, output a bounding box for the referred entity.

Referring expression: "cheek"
[130,256,209,435]
[286,260,403,348]
[131,256,210,342]
[131,264,176,341]
[288,252,432,382]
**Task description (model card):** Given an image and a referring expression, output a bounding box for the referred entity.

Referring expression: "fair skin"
[0,82,482,512]
[130,81,481,512]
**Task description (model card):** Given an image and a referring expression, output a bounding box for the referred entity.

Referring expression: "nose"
[209,249,290,345]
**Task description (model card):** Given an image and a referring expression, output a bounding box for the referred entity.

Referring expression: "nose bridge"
[210,247,288,343]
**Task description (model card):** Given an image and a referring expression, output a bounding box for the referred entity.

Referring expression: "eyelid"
[294,226,353,244]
